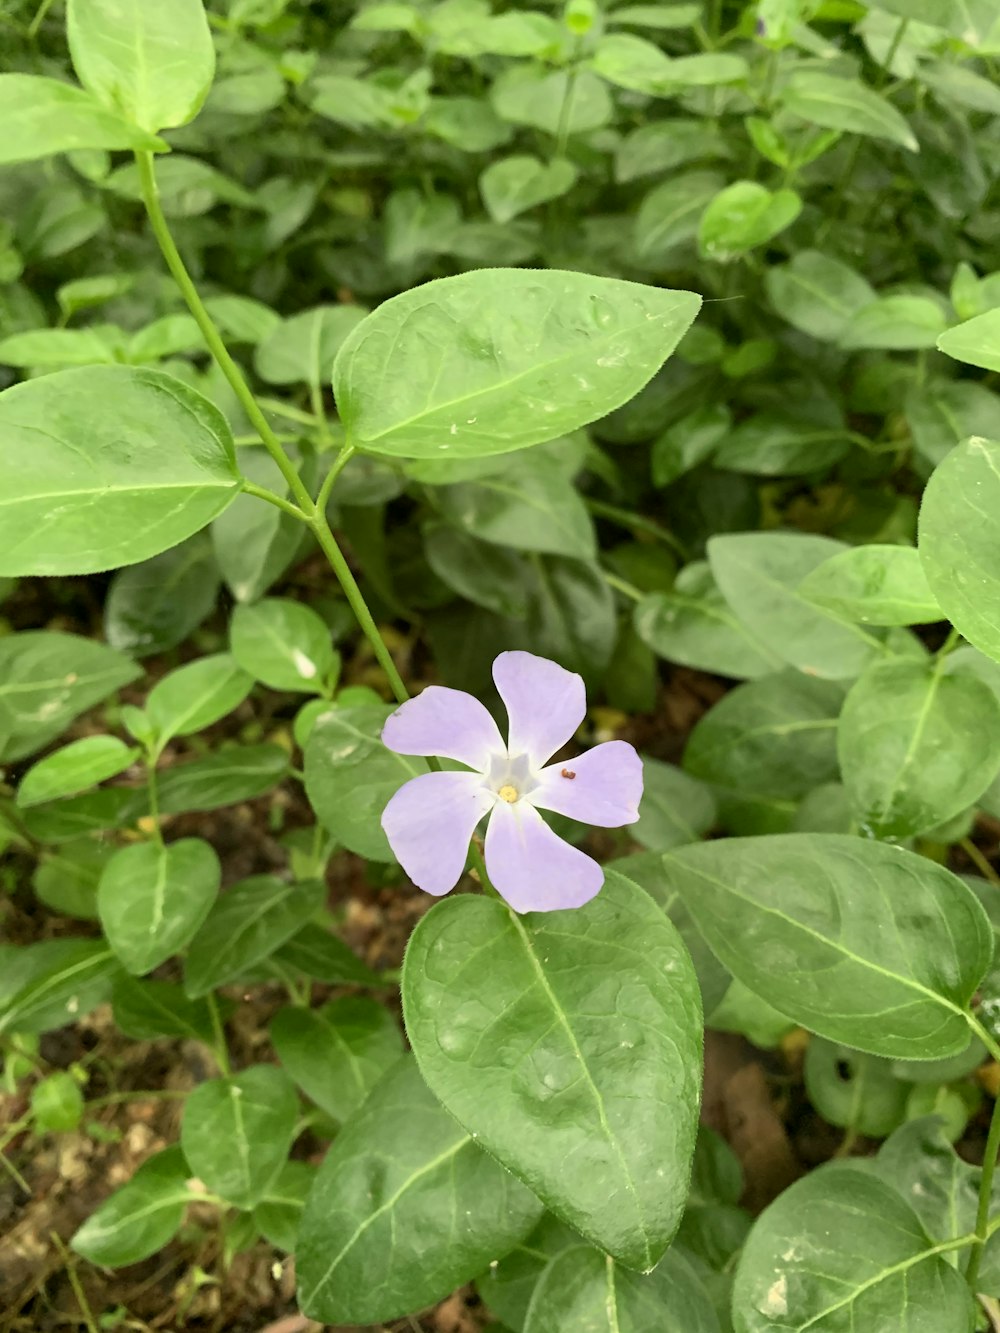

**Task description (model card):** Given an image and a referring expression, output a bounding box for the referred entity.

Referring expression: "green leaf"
[905,381,1000,469]
[72,1146,191,1267]
[697,181,802,263]
[798,545,942,625]
[491,67,612,137]
[67,0,216,133]
[938,308,1000,373]
[146,654,253,749]
[0,366,241,577]
[423,523,531,618]
[837,657,1000,837]
[0,324,124,369]
[684,671,843,800]
[480,155,577,224]
[0,939,121,1036]
[253,1160,315,1253]
[253,305,368,388]
[731,1168,975,1333]
[524,1246,720,1332]
[153,743,289,815]
[664,834,992,1059]
[713,408,851,476]
[0,631,140,763]
[633,757,717,851]
[32,840,109,920]
[402,870,703,1271]
[781,71,919,150]
[651,404,730,486]
[0,74,164,165]
[270,923,381,987]
[478,1213,581,1330]
[804,1037,909,1137]
[271,997,403,1122]
[615,119,732,184]
[874,1117,979,1267]
[840,295,948,350]
[708,532,879,679]
[184,875,325,997]
[765,250,876,342]
[180,1065,298,1210]
[634,562,783,680]
[230,598,338,694]
[99,839,220,976]
[919,437,1000,664]
[332,270,700,459]
[212,447,307,604]
[17,737,138,809]
[105,535,220,657]
[112,976,217,1043]
[634,170,726,263]
[590,33,676,93]
[305,705,429,861]
[21,788,140,843]
[296,1056,543,1325]
[31,1070,85,1133]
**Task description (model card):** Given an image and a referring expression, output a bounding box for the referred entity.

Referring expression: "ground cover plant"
[7,0,1000,1329]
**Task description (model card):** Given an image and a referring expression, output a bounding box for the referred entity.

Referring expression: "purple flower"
[380,650,643,913]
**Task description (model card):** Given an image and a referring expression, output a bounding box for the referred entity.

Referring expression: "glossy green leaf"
[403,870,703,1270]
[153,743,289,816]
[67,0,216,133]
[524,1246,720,1333]
[765,250,876,343]
[798,545,941,625]
[664,834,992,1059]
[72,1147,191,1267]
[708,532,879,679]
[938,308,1000,373]
[105,534,220,657]
[254,305,367,388]
[781,71,919,150]
[17,736,138,809]
[99,839,220,976]
[271,997,403,1122]
[146,654,253,749]
[0,631,141,763]
[731,1168,975,1332]
[633,757,716,851]
[480,155,577,223]
[332,270,700,459]
[180,1065,298,1210]
[296,1056,543,1325]
[253,1160,315,1253]
[838,657,1000,837]
[230,598,338,694]
[698,181,802,263]
[0,74,164,165]
[305,705,428,861]
[919,437,1000,663]
[0,366,241,577]
[0,939,121,1036]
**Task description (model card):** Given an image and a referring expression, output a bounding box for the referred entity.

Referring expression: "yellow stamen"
[498,784,518,803]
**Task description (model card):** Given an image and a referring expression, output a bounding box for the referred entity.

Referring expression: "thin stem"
[240,478,307,521]
[134,150,315,517]
[468,840,500,899]
[49,1232,99,1333]
[968,1090,1000,1289]
[308,510,409,705]
[145,760,164,848]
[256,396,321,428]
[962,838,1000,889]
[878,16,910,87]
[27,0,56,38]
[585,497,688,559]
[936,626,962,659]
[604,571,643,602]
[207,995,231,1077]
[310,383,333,445]
[315,442,357,514]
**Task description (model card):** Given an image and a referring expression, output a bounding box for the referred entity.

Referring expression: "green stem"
[962,838,1000,889]
[27,0,56,38]
[315,442,357,515]
[134,150,315,518]
[878,16,910,87]
[968,1089,1000,1290]
[585,497,688,559]
[207,995,231,1076]
[240,478,306,521]
[936,626,962,659]
[604,571,643,602]
[145,759,164,847]
[255,396,321,428]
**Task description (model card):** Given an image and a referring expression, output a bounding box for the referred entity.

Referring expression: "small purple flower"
[380,650,643,913]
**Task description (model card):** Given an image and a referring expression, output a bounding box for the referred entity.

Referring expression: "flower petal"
[531,741,643,827]
[381,686,504,770]
[484,798,604,913]
[382,771,495,896]
[492,650,586,768]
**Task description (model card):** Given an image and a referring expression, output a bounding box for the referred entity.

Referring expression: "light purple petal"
[484,798,604,913]
[492,650,586,768]
[381,686,504,770]
[531,741,643,827]
[382,771,495,896]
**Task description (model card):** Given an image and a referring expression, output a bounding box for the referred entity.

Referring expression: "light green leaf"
[253,1160,315,1253]
[180,1065,298,1210]
[333,269,700,459]
[906,381,1000,469]
[713,408,851,477]
[30,1070,84,1133]
[0,324,124,367]
[698,182,802,263]
[296,1056,543,1325]
[918,437,1000,664]
[633,757,716,851]
[254,305,368,388]
[664,834,992,1059]
[230,598,338,694]
[480,155,577,224]
[731,1168,975,1333]
[67,0,216,133]
[0,366,241,577]
[211,447,308,604]
[72,1147,191,1267]
[708,532,879,679]
[153,743,289,815]
[590,33,675,92]
[0,74,164,166]
[271,997,403,1122]
[99,839,220,975]
[0,939,121,1036]
[840,295,948,350]
[798,545,942,625]
[0,631,141,763]
[634,170,726,263]
[146,654,253,749]
[651,404,730,487]
[17,737,138,809]
[781,71,919,150]
[615,119,732,184]
[304,705,429,861]
[402,870,703,1271]
[837,657,1000,837]
[105,534,220,657]
[804,1037,909,1137]
[423,523,530,618]
[491,67,612,137]
[938,308,1000,373]
[765,250,876,342]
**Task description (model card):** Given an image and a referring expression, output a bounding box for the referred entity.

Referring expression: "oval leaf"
[17,736,138,809]
[72,1146,191,1267]
[0,74,164,166]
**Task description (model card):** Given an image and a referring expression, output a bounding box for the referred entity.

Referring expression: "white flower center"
[484,751,537,805]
